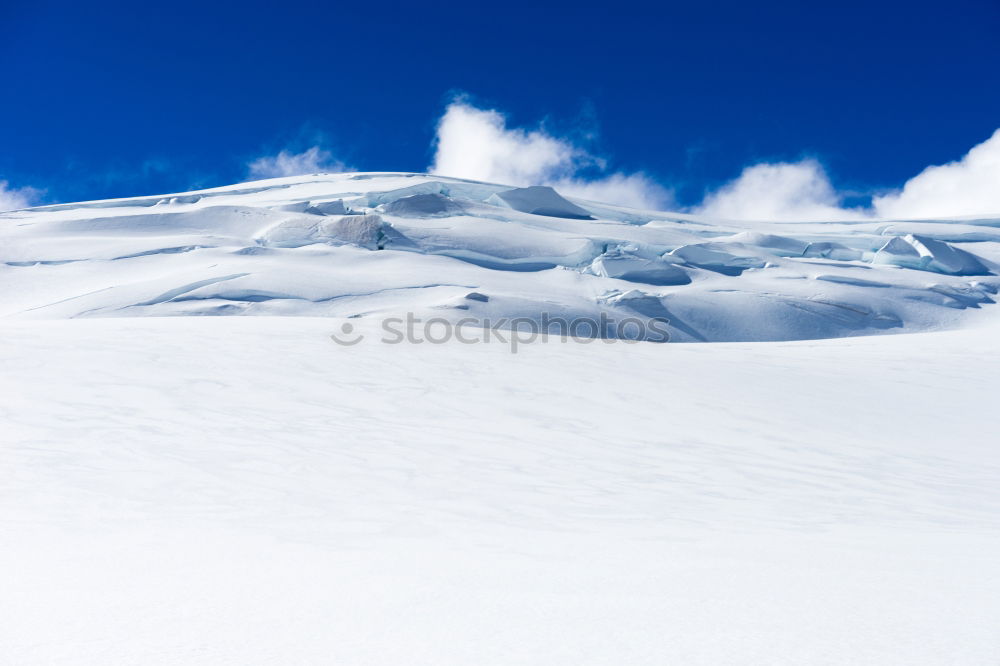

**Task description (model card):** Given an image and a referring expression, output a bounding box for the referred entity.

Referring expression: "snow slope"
[2,174,1000,664]
[3,171,999,341]
[2,317,1000,664]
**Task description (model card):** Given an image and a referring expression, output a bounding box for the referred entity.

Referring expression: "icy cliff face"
[2,172,998,341]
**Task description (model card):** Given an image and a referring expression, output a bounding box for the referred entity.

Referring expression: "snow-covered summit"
[3,171,998,341]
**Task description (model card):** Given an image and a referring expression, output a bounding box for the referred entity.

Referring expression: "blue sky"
[2,0,999,215]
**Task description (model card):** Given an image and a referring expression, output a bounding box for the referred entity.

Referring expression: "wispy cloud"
[429,100,672,210]
[695,160,868,221]
[0,180,42,212]
[247,146,350,179]
[552,173,670,212]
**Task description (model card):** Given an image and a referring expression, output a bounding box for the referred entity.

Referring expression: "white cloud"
[429,101,671,210]
[0,180,41,212]
[430,103,584,185]
[247,146,348,179]
[695,130,1000,222]
[695,160,868,222]
[873,129,1000,219]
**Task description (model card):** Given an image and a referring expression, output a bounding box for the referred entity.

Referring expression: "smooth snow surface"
[2,173,999,664]
[3,318,1000,664]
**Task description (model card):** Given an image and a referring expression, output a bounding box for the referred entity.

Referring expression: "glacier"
[2,172,1000,664]
[3,171,998,340]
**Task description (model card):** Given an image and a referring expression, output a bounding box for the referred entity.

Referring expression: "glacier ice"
[486,185,595,219]
[1,171,998,341]
[590,248,691,286]
[5,174,1000,665]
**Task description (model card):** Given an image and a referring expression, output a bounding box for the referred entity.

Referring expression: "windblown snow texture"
[3,172,998,341]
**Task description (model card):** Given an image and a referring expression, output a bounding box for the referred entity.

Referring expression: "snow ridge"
[2,172,998,341]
